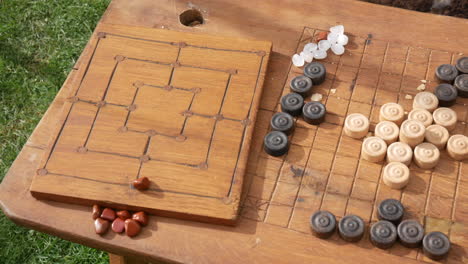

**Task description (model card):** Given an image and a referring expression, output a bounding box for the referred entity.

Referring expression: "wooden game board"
[1,0,467,263]
[29,24,272,224]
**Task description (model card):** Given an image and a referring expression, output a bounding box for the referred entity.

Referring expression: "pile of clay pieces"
[93,205,148,237]
[264,62,327,156]
[344,57,468,190]
[292,25,349,67]
[93,177,152,237]
[310,199,451,260]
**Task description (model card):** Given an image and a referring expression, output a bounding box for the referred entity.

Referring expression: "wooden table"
[1,0,467,263]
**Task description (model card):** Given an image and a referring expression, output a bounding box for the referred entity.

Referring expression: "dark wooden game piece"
[310,210,336,239]
[94,218,110,235]
[280,93,304,116]
[370,220,397,249]
[290,75,313,97]
[302,102,326,125]
[454,74,468,98]
[132,211,149,226]
[101,208,116,221]
[116,210,131,220]
[338,214,365,242]
[377,199,404,224]
[111,218,125,233]
[124,219,141,237]
[263,131,289,157]
[132,176,150,190]
[423,231,451,260]
[304,62,326,85]
[435,64,458,83]
[455,56,468,74]
[434,83,458,107]
[397,219,424,248]
[92,204,101,220]
[270,112,295,135]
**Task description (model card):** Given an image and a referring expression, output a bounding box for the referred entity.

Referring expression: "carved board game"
[29,24,272,224]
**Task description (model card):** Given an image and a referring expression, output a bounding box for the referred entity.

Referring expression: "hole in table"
[179,9,204,27]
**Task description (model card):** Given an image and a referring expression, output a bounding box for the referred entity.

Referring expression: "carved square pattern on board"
[30,24,271,224]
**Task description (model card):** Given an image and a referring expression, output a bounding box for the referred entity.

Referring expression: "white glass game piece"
[331,44,345,55]
[292,54,305,67]
[318,40,331,51]
[327,32,339,43]
[303,43,318,53]
[313,49,327,60]
[300,51,313,63]
[330,25,344,35]
[337,34,349,46]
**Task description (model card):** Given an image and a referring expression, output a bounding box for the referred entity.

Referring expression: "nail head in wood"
[97,32,107,39]
[37,168,48,176]
[77,146,88,153]
[175,135,187,142]
[146,129,157,137]
[114,55,126,62]
[128,104,137,111]
[139,155,150,163]
[118,126,128,133]
[133,81,144,88]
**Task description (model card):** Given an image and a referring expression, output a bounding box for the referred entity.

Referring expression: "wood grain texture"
[1,0,468,263]
[29,23,272,224]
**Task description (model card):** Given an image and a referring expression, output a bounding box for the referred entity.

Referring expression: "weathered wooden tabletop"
[1,0,467,263]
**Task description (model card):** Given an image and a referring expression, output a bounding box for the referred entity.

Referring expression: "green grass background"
[0,0,110,263]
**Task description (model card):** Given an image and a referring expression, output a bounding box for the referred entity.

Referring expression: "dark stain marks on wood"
[366,33,373,45]
[349,78,356,91]
[289,165,303,178]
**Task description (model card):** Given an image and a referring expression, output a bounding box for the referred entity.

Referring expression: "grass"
[0,0,111,263]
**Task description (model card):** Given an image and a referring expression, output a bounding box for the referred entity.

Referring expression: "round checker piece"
[375,121,399,144]
[434,83,458,107]
[344,113,370,139]
[377,199,404,224]
[423,231,451,260]
[455,56,468,74]
[270,112,295,135]
[302,101,326,125]
[281,93,304,117]
[383,162,410,189]
[304,62,326,85]
[264,131,289,157]
[413,92,439,113]
[425,125,450,150]
[414,143,440,169]
[408,108,433,127]
[379,103,405,125]
[310,210,336,239]
[387,142,413,166]
[447,134,468,161]
[454,74,468,98]
[435,64,459,83]
[433,107,457,132]
[370,220,397,249]
[361,136,387,163]
[397,220,424,248]
[290,75,313,97]
[338,215,365,242]
[399,120,426,148]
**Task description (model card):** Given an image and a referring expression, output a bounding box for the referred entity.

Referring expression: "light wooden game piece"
[375,121,399,144]
[387,142,413,166]
[408,108,433,127]
[447,134,468,161]
[425,124,449,149]
[361,136,387,163]
[399,120,426,148]
[344,113,369,139]
[414,143,440,169]
[433,107,457,131]
[383,162,410,189]
[379,103,405,125]
[413,92,439,112]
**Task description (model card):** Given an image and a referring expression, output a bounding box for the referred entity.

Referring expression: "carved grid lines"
[40,31,266,200]
[254,27,465,239]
